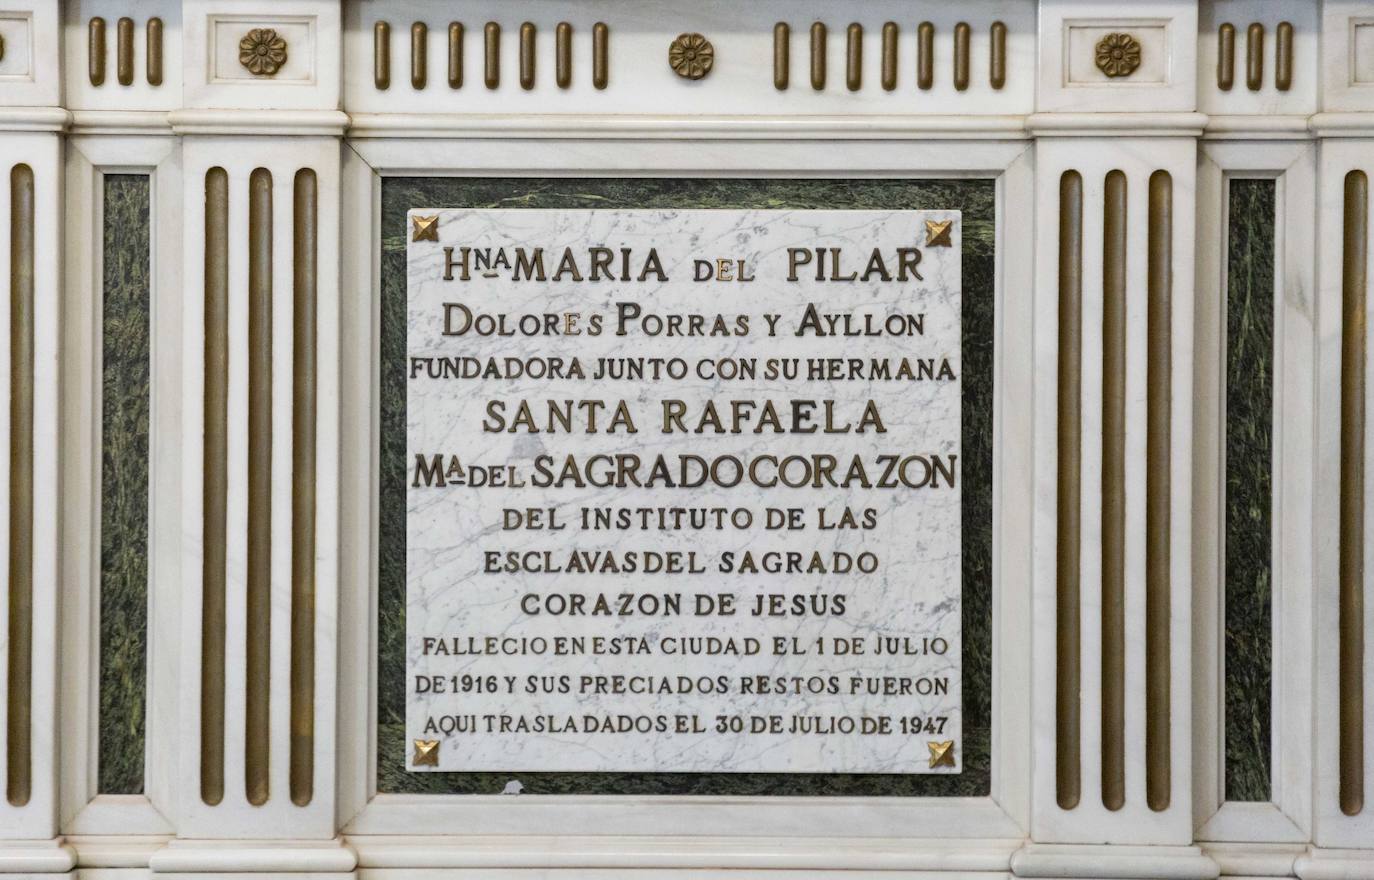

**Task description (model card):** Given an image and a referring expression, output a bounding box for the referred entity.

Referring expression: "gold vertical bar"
[289,170,317,808]
[592,23,608,90]
[245,168,273,808]
[810,22,826,91]
[373,21,391,90]
[201,167,229,807]
[990,21,1007,90]
[1247,23,1264,91]
[1102,169,1128,812]
[448,23,464,89]
[1056,170,1084,811]
[953,22,970,91]
[1146,170,1173,812]
[1217,24,1235,91]
[917,22,934,89]
[881,22,897,91]
[1276,22,1293,91]
[485,23,500,90]
[89,17,107,86]
[1340,170,1367,818]
[774,22,790,90]
[6,165,34,808]
[411,22,427,90]
[556,23,572,89]
[146,18,164,86]
[519,22,535,90]
[116,17,134,85]
[845,24,862,91]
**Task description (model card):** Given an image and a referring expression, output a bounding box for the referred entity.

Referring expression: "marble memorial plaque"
[405,208,962,773]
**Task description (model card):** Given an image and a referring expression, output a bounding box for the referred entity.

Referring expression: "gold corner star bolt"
[412,214,440,242]
[413,739,440,767]
[924,219,953,247]
[927,740,956,768]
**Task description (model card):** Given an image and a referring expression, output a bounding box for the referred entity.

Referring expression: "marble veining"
[405,207,962,773]
[376,177,994,796]
[1224,178,1274,803]
[99,174,151,795]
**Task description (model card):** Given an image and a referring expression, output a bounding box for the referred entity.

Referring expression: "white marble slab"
[405,208,962,774]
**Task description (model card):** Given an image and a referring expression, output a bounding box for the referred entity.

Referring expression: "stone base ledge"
[148,839,356,877]
[0,838,77,875]
[1294,849,1374,880]
[1012,844,1220,880]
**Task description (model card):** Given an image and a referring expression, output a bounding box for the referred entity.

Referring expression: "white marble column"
[0,0,75,874]
[1014,2,1214,877]
[1300,6,1374,878]
[146,1,353,876]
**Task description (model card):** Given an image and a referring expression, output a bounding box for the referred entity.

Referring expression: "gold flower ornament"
[239,28,288,77]
[669,33,714,80]
[1094,32,1141,78]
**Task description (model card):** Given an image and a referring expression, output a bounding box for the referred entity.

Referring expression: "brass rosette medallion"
[1094,32,1141,78]
[239,27,288,77]
[669,32,714,80]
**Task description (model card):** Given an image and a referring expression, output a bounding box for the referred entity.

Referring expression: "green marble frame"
[375,177,995,796]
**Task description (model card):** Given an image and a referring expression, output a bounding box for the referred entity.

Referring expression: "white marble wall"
[0,0,1368,878]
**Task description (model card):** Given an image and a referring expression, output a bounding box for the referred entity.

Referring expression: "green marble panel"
[99,174,151,795]
[1224,178,1274,803]
[377,178,994,795]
